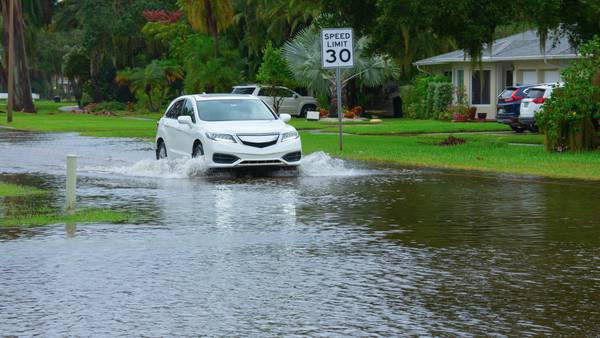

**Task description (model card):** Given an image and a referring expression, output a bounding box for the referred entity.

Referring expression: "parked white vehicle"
[155,94,302,168]
[518,83,563,132]
[231,84,318,117]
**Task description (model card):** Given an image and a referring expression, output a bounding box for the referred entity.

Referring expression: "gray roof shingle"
[414,30,579,66]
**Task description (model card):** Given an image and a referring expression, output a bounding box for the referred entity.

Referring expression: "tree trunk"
[1,0,36,112]
[204,0,219,57]
[328,81,338,117]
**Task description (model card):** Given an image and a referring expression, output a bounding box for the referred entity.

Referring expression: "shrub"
[536,37,600,152]
[400,85,417,118]
[91,101,127,112]
[433,82,454,120]
[400,75,450,119]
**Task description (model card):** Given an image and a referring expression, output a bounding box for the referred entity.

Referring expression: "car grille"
[239,139,278,148]
[282,152,302,162]
[213,153,239,164]
[237,133,279,148]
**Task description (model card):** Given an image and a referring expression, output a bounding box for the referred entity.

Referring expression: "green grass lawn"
[0,179,136,227]
[0,182,46,197]
[301,132,600,180]
[1,100,599,180]
[0,100,158,139]
[1,207,136,227]
[290,117,512,134]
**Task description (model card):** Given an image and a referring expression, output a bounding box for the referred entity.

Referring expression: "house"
[414,30,579,119]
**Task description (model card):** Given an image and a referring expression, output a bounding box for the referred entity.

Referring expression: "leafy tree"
[232,0,321,77]
[256,41,295,113]
[170,33,242,93]
[536,37,600,152]
[55,0,176,102]
[63,47,90,107]
[117,59,184,112]
[0,0,40,112]
[283,28,399,116]
[177,0,234,56]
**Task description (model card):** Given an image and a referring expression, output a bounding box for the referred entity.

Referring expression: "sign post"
[321,28,354,151]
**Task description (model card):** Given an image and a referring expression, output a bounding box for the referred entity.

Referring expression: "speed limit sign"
[321,28,354,68]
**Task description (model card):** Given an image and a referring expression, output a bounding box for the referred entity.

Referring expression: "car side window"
[166,100,182,119]
[258,88,271,96]
[183,99,196,123]
[277,88,294,98]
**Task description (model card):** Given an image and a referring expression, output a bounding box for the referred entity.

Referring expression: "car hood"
[204,119,295,134]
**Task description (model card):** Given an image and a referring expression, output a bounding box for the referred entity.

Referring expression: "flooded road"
[1,130,599,336]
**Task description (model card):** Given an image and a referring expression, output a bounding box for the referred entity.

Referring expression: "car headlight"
[206,132,237,143]
[281,131,299,142]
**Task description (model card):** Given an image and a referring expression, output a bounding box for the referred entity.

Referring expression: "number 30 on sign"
[321,28,354,69]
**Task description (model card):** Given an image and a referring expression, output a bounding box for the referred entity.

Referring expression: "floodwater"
[0,130,599,336]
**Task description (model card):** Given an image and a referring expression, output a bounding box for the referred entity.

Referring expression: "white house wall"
[422,58,574,120]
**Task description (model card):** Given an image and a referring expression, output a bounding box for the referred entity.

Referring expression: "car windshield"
[231,87,255,94]
[197,99,276,121]
[527,88,546,98]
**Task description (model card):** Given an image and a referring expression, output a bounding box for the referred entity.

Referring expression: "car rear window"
[232,87,255,94]
[499,88,516,99]
[527,88,546,98]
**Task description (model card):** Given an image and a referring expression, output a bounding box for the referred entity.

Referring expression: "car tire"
[510,125,527,133]
[300,104,316,118]
[529,125,539,133]
[192,141,204,158]
[156,141,167,160]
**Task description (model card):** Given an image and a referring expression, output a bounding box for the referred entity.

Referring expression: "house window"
[521,70,537,85]
[455,70,464,88]
[454,69,465,103]
[471,70,491,105]
[443,71,452,82]
[505,70,513,87]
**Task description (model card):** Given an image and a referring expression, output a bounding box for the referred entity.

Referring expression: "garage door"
[544,70,560,83]
[521,70,537,85]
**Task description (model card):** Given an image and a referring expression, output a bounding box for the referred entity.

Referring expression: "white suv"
[518,83,563,132]
[155,94,302,168]
[232,85,318,117]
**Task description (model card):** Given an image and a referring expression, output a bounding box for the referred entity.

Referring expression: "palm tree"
[117,60,183,112]
[0,0,46,113]
[177,0,234,56]
[283,28,399,116]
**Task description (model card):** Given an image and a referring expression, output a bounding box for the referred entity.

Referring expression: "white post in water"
[66,155,77,213]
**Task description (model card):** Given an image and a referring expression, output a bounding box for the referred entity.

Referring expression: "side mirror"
[177,115,193,125]
[280,114,291,123]
[293,94,299,99]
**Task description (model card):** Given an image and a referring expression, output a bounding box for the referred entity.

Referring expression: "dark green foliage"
[170,33,242,93]
[91,101,127,112]
[536,37,600,152]
[63,46,90,106]
[256,41,295,113]
[432,83,454,120]
[402,75,449,119]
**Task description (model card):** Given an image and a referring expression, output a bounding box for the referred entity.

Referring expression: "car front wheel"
[156,141,167,160]
[192,141,204,158]
[300,104,316,117]
[510,125,527,133]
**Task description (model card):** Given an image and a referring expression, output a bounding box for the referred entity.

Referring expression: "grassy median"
[0,180,136,227]
[1,100,600,180]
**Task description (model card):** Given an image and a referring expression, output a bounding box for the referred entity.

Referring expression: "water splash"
[298,151,372,177]
[84,152,374,179]
[86,157,209,179]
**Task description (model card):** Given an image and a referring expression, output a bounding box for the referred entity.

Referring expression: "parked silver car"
[232,84,318,117]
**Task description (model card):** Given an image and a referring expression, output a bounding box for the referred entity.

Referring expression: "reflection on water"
[0,130,599,336]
